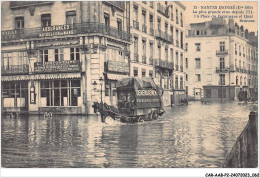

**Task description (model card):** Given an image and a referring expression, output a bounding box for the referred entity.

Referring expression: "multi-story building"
[1,1,187,115]
[1,1,131,114]
[129,1,186,106]
[185,18,258,101]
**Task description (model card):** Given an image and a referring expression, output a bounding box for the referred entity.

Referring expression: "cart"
[92,77,165,123]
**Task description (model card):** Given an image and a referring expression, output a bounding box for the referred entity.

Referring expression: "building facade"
[1,1,187,115]
[129,1,186,106]
[185,18,258,101]
[1,1,131,115]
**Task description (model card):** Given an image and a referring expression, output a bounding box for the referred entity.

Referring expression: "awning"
[1,73,81,81]
[106,73,128,81]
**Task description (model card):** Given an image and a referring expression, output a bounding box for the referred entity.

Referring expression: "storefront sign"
[1,72,81,81]
[34,60,81,73]
[107,60,129,74]
[35,40,78,48]
[39,25,73,37]
[136,90,158,96]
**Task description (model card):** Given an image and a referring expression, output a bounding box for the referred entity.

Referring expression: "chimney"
[228,19,235,33]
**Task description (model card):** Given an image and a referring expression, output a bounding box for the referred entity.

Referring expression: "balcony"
[142,56,146,64]
[153,58,159,66]
[133,20,139,30]
[155,30,171,43]
[216,67,229,73]
[149,57,153,65]
[1,65,29,75]
[103,2,125,10]
[216,49,228,56]
[2,22,131,42]
[175,64,179,71]
[134,53,139,62]
[236,68,240,72]
[142,25,147,33]
[156,59,174,70]
[149,28,154,36]
[34,60,81,74]
[157,3,169,18]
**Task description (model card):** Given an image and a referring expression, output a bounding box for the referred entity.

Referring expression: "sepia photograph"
[0,0,258,177]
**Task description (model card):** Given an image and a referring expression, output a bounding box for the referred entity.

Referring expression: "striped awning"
[1,73,81,81]
[106,73,128,81]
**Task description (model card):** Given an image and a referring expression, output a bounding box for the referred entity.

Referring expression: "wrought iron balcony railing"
[157,3,169,18]
[2,22,131,42]
[155,30,171,43]
[216,67,229,73]
[1,64,29,75]
[216,49,228,56]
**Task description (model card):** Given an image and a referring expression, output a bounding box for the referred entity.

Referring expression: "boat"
[92,77,165,123]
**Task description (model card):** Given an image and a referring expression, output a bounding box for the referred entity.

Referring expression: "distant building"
[129,1,186,106]
[185,18,258,101]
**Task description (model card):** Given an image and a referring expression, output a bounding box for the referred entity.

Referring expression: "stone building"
[185,18,258,101]
[1,1,131,114]
[129,1,186,106]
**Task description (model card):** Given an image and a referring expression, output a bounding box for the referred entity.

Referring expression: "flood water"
[1,101,257,168]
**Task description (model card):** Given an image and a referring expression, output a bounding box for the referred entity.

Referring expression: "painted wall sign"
[34,60,81,73]
[136,90,158,96]
[39,25,73,37]
[107,60,129,74]
[35,40,78,48]
[1,72,81,81]
[1,30,18,40]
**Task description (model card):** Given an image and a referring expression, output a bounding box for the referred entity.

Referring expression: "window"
[195,58,201,69]
[158,45,161,59]
[15,17,24,29]
[150,43,153,58]
[55,49,64,61]
[2,53,12,70]
[142,10,146,25]
[117,19,122,34]
[235,44,237,55]
[165,47,168,61]
[195,43,201,51]
[220,58,225,69]
[218,88,226,98]
[240,76,242,85]
[196,74,201,81]
[176,9,178,24]
[105,80,110,96]
[149,14,153,30]
[157,17,161,31]
[149,70,153,78]
[40,50,48,63]
[150,1,154,8]
[142,69,146,77]
[175,51,179,67]
[206,89,211,98]
[196,30,200,35]
[220,42,225,51]
[134,67,138,77]
[175,76,178,89]
[18,52,28,66]
[41,14,51,27]
[185,58,188,68]
[134,37,138,54]
[180,32,183,48]
[170,26,173,39]
[104,13,110,32]
[142,40,146,57]
[180,77,183,89]
[219,74,225,85]
[66,11,76,25]
[134,6,138,21]
[171,49,173,63]
[185,74,188,81]
[165,23,168,34]
[70,48,80,60]
[40,80,81,106]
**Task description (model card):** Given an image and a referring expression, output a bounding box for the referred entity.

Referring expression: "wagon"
[93,77,165,123]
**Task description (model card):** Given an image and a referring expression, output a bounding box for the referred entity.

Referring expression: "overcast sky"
[181,1,258,33]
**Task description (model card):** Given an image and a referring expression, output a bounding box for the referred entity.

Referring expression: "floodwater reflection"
[1,101,257,167]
